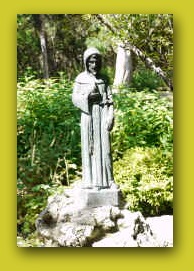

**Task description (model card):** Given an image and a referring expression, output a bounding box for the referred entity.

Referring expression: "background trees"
[17,14,173,90]
[17,14,92,79]
[88,14,173,90]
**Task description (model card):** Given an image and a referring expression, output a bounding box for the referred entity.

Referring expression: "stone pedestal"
[75,188,120,209]
[35,183,172,247]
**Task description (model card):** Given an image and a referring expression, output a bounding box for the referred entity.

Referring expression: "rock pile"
[36,186,173,247]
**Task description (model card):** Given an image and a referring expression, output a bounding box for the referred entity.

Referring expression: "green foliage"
[130,68,165,92]
[17,14,173,88]
[113,147,173,216]
[112,89,173,159]
[17,14,92,79]
[112,88,173,216]
[17,15,40,77]
[17,76,81,235]
[17,77,173,238]
[17,234,44,247]
[88,14,173,89]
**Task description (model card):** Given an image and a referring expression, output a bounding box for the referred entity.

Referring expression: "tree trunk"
[32,14,49,79]
[113,44,133,92]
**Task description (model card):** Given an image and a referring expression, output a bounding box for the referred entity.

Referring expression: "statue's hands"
[89,92,101,104]
[106,116,114,131]
[88,84,101,104]
[106,105,114,131]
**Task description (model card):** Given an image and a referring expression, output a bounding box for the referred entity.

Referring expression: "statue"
[35,53,120,242]
[72,47,117,190]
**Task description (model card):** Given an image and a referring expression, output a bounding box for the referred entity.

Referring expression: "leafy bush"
[130,68,165,92]
[17,76,81,235]
[113,147,173,216]
[112,89,173,216]
[112,89,173,159]
[17,78,173,237]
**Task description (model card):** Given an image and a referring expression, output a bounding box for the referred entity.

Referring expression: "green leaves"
[112,89,173,159]
[113,147,173,216]
[90,14,173,89]
[17,76,173,238]
[112,88,173,217]
[17,14,93,79]
[17,76,81,235]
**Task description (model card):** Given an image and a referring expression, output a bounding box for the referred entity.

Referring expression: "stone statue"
[72,47,117,190]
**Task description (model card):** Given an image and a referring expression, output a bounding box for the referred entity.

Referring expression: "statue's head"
[83,47,102,76]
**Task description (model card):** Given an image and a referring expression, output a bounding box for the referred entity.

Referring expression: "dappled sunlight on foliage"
[113,147,173,216]
[17,77,173,238]
[112,89,173,159]
[17,76,81,235]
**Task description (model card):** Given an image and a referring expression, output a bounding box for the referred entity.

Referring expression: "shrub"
[130,68,165,92]
[17,76,81,235]
[17,78,173,236]
[112,89,173,160]
[113,147,173,216]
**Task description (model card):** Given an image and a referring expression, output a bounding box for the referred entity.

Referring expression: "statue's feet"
[80,182,119,190]
[80,183,93,189]
[109,180,119,189]
[93,186,101,191]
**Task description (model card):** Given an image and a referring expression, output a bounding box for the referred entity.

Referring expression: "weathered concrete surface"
[36,185,173,247]
[75,187,120,208]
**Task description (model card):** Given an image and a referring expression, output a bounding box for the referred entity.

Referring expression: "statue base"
[75,187,120,208]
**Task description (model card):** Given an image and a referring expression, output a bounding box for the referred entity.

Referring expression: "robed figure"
[72,48,116,189]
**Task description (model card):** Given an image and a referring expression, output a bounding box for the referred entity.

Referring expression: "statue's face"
[87,54,101,76]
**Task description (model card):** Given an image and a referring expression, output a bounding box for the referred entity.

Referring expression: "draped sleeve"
[72,82,90,114]
[72,72,93,114]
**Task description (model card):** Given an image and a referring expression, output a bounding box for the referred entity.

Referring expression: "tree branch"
[94,14,117,34]
[94,14,173,91]
[129,44,173,91]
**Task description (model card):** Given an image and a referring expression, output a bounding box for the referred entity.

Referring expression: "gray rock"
[36,185,173,247]
[146,215,173,247]
[92,210,156,247]
[92,228,138,247]
[93,213,173,247]
[36,185,122,247]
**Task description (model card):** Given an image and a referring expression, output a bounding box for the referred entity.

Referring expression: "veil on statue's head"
[83,47,101,70]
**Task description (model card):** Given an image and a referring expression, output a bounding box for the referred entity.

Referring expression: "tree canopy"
[17,14,173,90]
[87,14,173,90]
